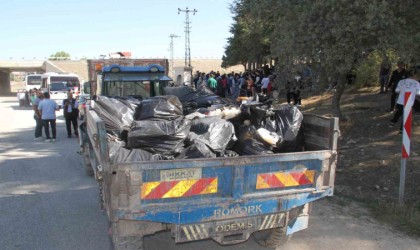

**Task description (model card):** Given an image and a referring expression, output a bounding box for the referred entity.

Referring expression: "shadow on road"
[0,126,111,250]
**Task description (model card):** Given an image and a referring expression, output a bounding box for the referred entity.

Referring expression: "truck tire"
[83,144,94,176]
[110,222,143,250]
[253,227,292,249]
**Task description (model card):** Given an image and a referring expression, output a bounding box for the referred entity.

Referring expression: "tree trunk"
[242,63,247,71]
[332,74,346,120]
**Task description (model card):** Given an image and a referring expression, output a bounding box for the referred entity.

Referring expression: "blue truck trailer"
[80,64,339,249]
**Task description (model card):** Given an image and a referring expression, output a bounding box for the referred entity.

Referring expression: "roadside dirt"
[300,86,420,235]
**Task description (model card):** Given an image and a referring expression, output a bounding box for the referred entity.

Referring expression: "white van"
[25,74,42,91]
[40,72,81,107]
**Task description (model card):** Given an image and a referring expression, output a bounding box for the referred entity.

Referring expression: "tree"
[224,0,420,119]
[222,0,272,70]
[49,51,71,60]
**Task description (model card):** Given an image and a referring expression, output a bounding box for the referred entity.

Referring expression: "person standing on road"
[30,88,37,105]
[388,62,408,111]
[379,61,391,93]
[33,90,44,140]
[261,74,270,95]
[62,92,79,138]
[17,90,26,106]
[207,74,217,93]
[389,66,420,134]
[38,92,59,142]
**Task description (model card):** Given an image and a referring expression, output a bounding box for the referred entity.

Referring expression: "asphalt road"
[1,96,419,250]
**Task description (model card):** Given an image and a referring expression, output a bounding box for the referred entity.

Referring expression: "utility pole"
[178,7,197,68]
[169,34,180,78]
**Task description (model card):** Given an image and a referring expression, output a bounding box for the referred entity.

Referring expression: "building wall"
[171,59,244,76]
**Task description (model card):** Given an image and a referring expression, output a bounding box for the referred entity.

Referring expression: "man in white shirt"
[38,92,60,142]
[389,66,420,133]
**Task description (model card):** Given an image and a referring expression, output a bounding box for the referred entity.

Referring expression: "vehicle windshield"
[50,76,80,91]
[27,75,41,85]
[103,81,167,97]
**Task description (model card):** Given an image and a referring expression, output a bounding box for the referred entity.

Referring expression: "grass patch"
[334,193,420,236]
[370,201,420,236]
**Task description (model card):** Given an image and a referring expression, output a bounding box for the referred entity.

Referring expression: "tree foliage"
[223,0,420,118]
[49,51,71,60]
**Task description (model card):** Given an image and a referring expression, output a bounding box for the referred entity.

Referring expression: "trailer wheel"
[83,143,94,176]
[253,227,292,249]
[110,222,143,250]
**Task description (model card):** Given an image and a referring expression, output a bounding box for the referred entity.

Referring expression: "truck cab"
[91,64,171,98]
[78,64,171,120]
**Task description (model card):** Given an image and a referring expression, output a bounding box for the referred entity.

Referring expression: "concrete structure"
[173,66,193,86]
[0,60,45,95]
[0,60,88,96]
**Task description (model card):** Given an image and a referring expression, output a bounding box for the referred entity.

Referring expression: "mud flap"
[286,215,309,235]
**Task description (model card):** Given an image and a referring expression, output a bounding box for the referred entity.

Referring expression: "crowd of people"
[192,67,277,101]
[191,65,312,107]
[16,89,36,107]
[31,88,80,142]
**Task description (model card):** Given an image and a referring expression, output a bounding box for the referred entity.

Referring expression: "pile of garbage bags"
[92,88,305,164]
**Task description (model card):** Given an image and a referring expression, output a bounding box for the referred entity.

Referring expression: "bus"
[25,74,42,91]
[40,72,81,107]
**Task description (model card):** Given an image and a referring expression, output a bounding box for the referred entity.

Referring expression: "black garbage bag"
[240,102,271,127]
[262,105,305,152]
[134,95,183,121]
[227,101,269,129]
[112,96,142,111]
[109,140,163,165]
[274,125,305,153]
[177,83,235,113]
[233,125,273,155]
[93,96,134,136]
[263,105,303,142]
[127,116,191,155]
[187,117,236,153]
[176,142,216,159]
[164,86,193,97]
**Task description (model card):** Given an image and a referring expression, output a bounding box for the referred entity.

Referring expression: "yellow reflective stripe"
[141,181,160,198]
[162,179,198,198]
[275,172,299,187]
[200,178,218,194]
[256,175,270,189]
[304,170,315,182]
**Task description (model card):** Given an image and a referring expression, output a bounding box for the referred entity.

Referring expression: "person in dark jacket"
[387,62,408,112]
[379,62,391,93]
[62,92,79,138]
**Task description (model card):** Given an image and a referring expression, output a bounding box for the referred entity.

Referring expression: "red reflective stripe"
[260,173,285,188]
[289,172,311,185]
[143,180,178,200]
[402,147,409,158]
[182,178,215,197]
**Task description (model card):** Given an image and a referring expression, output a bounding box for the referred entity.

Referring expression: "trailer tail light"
[256,170,315,190]
[141,177,218,200]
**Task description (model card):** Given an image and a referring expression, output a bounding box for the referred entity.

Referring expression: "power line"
[169,34,180,77]
[178,7,197,68]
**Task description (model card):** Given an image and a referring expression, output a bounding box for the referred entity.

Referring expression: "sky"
[1,0,235,60]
